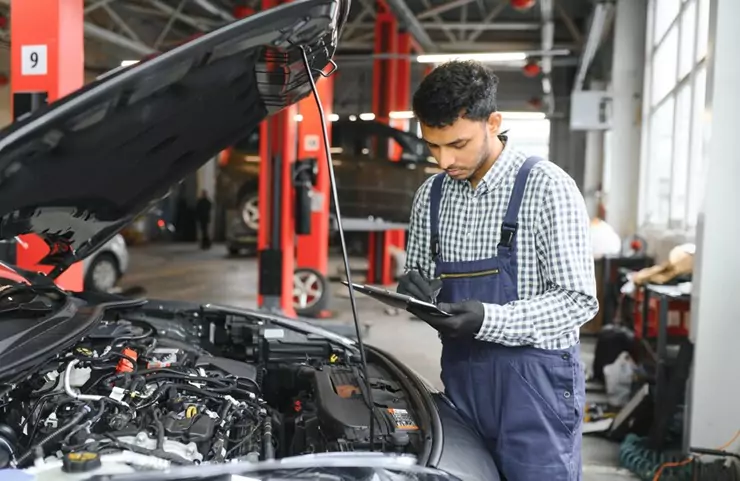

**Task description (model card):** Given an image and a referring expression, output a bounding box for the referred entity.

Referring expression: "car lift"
[364,7,416,286]
[256,0,337,318]
[295,73,335,317]
[8,0,84,291]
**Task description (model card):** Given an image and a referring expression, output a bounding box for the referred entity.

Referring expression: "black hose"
[262,416,274,460]
[16,406,90,466]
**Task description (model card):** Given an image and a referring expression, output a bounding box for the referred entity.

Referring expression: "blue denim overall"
[429,157,584,481]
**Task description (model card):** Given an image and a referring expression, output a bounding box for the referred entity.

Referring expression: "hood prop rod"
[298,46,376,452]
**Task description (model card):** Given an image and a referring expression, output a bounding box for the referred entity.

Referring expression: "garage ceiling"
[0,0,601,114]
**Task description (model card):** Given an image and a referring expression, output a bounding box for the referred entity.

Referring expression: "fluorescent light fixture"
[385,110,546,120]
[499,111,547,120]
[359,113,375,121]
[294,114,304,122]
[416,52,528,64]
[328,114,339,122]
[120,60,139,67]
[389,111,415,120]
[349,115,357,121]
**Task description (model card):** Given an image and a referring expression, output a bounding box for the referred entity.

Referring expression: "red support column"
[372,8,397,126]
[296,72,334,317]
[10,0,84,291]
[257,0,297,316]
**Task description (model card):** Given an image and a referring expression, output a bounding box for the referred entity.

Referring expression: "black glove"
[397,270,442,303]
[410,300,485,338]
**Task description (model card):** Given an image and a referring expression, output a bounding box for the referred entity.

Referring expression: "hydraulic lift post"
[366,10,408,286]
[9,0,84,291]
[295,73,334,317]
[257,0,298,316]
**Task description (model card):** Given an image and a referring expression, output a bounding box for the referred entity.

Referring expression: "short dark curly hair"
[412,60,499,128]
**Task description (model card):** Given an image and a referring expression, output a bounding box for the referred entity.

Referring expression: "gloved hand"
[410,300,485,338]
[397,270,442,303]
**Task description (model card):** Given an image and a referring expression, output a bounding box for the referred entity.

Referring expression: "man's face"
[420,114,501,181]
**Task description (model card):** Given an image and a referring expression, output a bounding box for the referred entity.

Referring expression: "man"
[195,189,212,250]
[398,60,598,480]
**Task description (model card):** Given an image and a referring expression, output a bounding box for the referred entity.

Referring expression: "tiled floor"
[120,242,638,480]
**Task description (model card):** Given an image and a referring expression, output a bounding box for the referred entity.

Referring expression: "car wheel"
[85,253,120,292]
[239,194,259,231]
[228,246,241,256]
[293,267,329,317]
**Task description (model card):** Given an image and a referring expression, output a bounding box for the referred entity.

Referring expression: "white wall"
[686,0,740,452]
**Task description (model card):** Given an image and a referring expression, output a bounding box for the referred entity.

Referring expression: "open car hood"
[0,0,349,276]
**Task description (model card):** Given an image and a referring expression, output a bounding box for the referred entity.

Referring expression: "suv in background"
[216,119,441,254]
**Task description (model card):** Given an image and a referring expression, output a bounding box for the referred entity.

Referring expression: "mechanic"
[398,60,598,481]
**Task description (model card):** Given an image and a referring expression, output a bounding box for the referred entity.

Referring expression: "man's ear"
[487,112,503,135]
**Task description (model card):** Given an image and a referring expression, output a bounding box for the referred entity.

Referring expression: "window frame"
[638,0,708,230]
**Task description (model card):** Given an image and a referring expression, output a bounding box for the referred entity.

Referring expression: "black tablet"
[341,281,452,317]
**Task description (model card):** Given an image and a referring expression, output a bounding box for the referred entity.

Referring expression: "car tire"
[238,193,260,231]
[85,253,120,292]
[293,267,329,318]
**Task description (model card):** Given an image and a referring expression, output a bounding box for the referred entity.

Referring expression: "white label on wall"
[21,45,48,76]
[304,134,320,152]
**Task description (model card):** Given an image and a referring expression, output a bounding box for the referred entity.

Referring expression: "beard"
[464,131,492,180]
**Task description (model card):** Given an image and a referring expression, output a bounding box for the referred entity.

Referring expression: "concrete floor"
[119,242,637,480]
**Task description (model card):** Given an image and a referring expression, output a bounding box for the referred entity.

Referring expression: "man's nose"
[436,150,455,169]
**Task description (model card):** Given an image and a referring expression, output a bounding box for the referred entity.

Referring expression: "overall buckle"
[499,223,517,247]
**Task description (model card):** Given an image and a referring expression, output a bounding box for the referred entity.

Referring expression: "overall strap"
[499,156,543,249]
[428,173,446,260]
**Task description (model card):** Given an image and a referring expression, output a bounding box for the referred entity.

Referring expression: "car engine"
[0,311,426,479]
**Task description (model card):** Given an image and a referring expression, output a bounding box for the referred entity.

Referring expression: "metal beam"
[83,22,157,55]
[539,0,555,115]
[574,2,614,91]
[417,0,475,20]
[383,0,436,52]
[191,0,235,22]
[338,40,578,53]
[102,3,143,43]
[468,0,508,42]
[147,0,212,31]
[344,21,540,31]
[555,0,583,45]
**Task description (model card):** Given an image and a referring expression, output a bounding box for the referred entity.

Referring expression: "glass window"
[696,0,710,61]
[651,25,679,105]
[654,0,681,44]
[687,66,708,225]
[644,98,675,225]
[678,0,697,79]
[670,85,692,225]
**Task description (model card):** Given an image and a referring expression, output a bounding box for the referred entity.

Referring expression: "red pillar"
[295,72,333,317]
[10,0,84,291]
[372,6,397,126]
[257,0,297,316]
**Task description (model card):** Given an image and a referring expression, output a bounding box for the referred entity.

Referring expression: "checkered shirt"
[404,140,599,350]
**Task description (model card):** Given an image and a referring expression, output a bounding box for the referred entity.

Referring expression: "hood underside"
[0,0,348,275]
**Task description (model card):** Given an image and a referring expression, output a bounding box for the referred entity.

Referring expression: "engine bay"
[0,304,429,479]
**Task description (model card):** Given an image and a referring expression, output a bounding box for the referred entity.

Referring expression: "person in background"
[196,190,213,250]
[398,60,598,480]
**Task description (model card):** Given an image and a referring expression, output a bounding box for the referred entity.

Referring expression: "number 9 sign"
[21,45,48,76]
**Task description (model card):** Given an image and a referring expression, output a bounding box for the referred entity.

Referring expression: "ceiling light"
[499,111,547,120]
[416,52,528,64]
[389,111,415,120]
[120,60,139,67]
[385,110,546,120]
[359,113,375,121]
[328,114,339,121]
